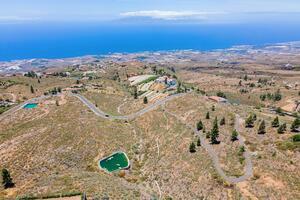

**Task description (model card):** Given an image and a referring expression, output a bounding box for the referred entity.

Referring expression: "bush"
[216,91,226,98]
[271,116,280,127]
[292,134,300,142]
[277,123,287,134]
[231,130,238,141]
[258,120,266,134]
[290,118,300,132]
[245,115,254,128]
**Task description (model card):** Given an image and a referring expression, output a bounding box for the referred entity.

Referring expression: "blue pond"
[23,103,38,109]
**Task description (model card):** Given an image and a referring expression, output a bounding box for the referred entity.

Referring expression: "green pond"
[99,151,130,173]
[23,103,38,109]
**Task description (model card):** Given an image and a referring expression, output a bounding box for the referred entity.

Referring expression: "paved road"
[164,110,253,184]
[71,93,187,120]
[2,92,252,184]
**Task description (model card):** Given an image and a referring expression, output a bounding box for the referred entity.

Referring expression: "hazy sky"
[1,0,300,23]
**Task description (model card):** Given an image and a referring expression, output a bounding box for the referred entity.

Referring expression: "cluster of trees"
[189,137,201,153]
[260,89,282,102]
[246,113,299,134]
[44,87,62,96]
[245,113,267,134]
[1,168,14,189]
[52,72,70,77]
[24,71,38,78]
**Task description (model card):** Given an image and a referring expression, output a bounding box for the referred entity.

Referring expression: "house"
[155,76,177,87]
[209,96,228,103]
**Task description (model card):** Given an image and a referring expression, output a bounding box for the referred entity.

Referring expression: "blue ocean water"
[1,22,300,61]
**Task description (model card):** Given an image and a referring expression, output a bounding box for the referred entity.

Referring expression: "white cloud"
[120,10,224,20]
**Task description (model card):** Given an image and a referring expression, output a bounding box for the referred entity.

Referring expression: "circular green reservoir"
[99,151,130,173]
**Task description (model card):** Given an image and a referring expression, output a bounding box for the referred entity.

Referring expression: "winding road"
[71,93,187,120]
[73,93,253,184]
[1,92,253,184]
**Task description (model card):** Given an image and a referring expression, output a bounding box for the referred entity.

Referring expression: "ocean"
[1,22,300,61]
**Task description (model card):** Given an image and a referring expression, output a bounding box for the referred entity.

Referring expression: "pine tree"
[290,118,300,132]
[212,105,215,111]
[189,142,196,153]
[277,123,287,134]
[30,85,35,94]
[196,120,203,131]
[211,117,219,144]
[220,117,226,126]
[245,115,254,128]
[271,116,280,127]
[1,168,14,189]
[206,112,210,119]
[143,96,148,104]
[258,120,266,134]
[197,137,201,146]
[231,129,238,141]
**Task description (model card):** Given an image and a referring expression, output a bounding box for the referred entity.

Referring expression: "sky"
[1,0,300,24]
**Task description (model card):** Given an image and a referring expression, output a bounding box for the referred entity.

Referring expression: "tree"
[189,142,196,153]
[133,86,138,99]
[290,118,300,132]
[143,96,148,104]
[76,79,80,84]
[30,85,35,94]
[243,75,248,81]
[38,79,41,84]
[57,87,62,93]
[238,80,242,86]
[55,100,59,106]
[206,112,210,119]
[196,120,203,131]
[211,117,219,144]
[1,168,14,189]
[231,129,238,141]
[220,117,226,126]
[245,115,254,128]
[277,123,287,134]
[271,116,280,127]
[258,120,266,134]
[260,94,266,101]
[197,137,201,146]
